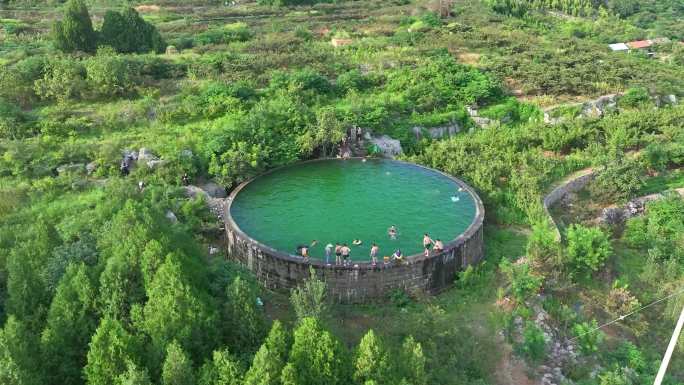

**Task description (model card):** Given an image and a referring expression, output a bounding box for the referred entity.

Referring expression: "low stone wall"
[542,169,595,240]
[224,160,485,303]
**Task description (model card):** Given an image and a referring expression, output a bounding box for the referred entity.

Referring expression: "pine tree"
[244,320,289,385]
[223,277,266,355]
[198,349,243,385]
[0,316,43,385]
[398,336,427,385]
[353,330,389,384]
[137,253,215,367]
[40,264,97,385]
[162,341,195,385]
[284,317,347,385]
[52,0,97,53]
[84,317,141,385]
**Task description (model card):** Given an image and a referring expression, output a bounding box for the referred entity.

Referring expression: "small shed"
[608,43,629,52]
[626,40,653,50]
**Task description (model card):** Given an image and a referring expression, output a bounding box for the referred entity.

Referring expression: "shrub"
[195,23,252,46]
[34,57,87,103]
[100,8,165,54]
[52,0,97,53]
[499,259,542,303]
[0,98,28,139]
[590,155,645,202]
[620,87,650,108]
[515,322,547,362]
[565,224,612,276]
[572,320,604,355]
[85,47,134,97]
[622,216,649,248]
[290,267,327,322]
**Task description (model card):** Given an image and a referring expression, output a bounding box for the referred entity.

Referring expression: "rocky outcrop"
[411,123,462,140]
[369,135,402,157]
[198,182,227,198]
[56,163,86,175]
[598,188,684,225]
[580,94,618,117]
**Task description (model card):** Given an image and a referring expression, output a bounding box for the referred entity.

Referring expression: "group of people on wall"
[295,227,445,266]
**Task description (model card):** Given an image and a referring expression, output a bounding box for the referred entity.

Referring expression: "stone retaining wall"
[542,169,595,240]
[224,160,485,303]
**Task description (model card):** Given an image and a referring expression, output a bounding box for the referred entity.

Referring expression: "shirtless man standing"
[423,233,433,257]
[370,243,379,266]
[341,243,351,266]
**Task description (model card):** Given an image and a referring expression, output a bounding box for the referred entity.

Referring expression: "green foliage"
[136,253,216,365]
[40,264,97,385]
[195,23,252,46]
[52,0,97,53]
[0,98,28,140]
[100,8,165,54]
[85,47,134,97]
[0,316,43,385]
[198,349,243,385]
[515,322,547,362]
[398,336,427,385]
[565,224,612,276]
[590,155,645,201]
[222,277,266,357]
[117,361,153,385]
[619,87,650,108]
[290,267,327,322]
[284,317,347,385]
[34,57,86,103]
[161,341,195,385]
[84,317,141,385]
[499,259,542,303]
[572,320,604,355]
[354,330,390,384]
[244,321,289,385]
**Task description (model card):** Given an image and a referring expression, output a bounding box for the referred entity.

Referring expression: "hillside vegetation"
[1,0,683,384]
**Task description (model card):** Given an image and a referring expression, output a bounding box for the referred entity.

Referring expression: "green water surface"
[230,159,476,262]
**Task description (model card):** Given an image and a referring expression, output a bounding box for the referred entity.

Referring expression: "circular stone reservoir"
[229,159,477,261]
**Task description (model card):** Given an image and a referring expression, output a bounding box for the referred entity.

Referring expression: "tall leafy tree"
[84,317,141,385]
[136,253,216,367]
[222,277,266,356]
[198,349,243,385]
[117,361,153,385]
[161,341,195,385]
[244,320,289,385]
[52,0,97,53]
[398,336,426,385]
[41,264,98,385]
[0,316,43,385]
[353,330,389,384]
[284,317,347,385]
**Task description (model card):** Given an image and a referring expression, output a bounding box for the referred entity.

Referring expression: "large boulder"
[199,182,227,198]
[369,135,402,157]
[428,122,461,138]
[56,163,85,175]
[581,94,618,117]
[138,148,157,162]
[86,161,98,175]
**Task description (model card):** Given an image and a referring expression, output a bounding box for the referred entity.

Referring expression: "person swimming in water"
[352,239,362,246]
[388,225,397,239]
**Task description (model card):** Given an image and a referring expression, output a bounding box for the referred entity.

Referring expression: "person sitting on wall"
[296,244,309,262]
[383,255,390,266]
[433,239,444,253]
[352,239,362,246]
[392,249,402,262]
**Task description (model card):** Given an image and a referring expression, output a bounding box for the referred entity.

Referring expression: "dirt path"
[493,337,536,385]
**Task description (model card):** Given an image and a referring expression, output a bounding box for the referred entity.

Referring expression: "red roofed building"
[626,40,653,49]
